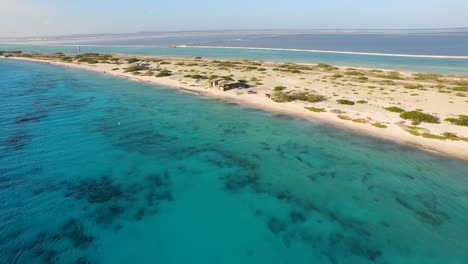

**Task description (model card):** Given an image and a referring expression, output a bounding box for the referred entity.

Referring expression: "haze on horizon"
[1,0,468,38]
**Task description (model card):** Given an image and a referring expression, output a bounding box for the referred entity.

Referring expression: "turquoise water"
[0,59,468,264]
[1,44,468,74]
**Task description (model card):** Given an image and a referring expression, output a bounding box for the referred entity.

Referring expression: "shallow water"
[1,44,468,74]
[0,59,467,264]
[202,33,468,56]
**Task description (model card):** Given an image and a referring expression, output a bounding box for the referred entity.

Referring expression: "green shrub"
[184,74,208,79]
[344,70,364,76]
[453,86,468,92]
[305,107,326,112]
[77,57,99,64]
[272,91,292,103]
[377,72,403,80]
[422,133,446,140]
[400,111,440,125]
[290,92,326,103]
[337,115,351,120]
[357,100,367,104]
[336,99,355,105]
[385,106,405,113]
[372,123,387,128]
[352,118,368,124]
[314,63,338,71]
[127,58,139,63]
[156,70,172,77]
[413,73,441,81]
[274,86,287,91]
[445,115,468,126]
[124,65,148,72]
[404,84,423,89]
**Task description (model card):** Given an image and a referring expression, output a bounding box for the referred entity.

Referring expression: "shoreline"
[3,43,468,60]
[2,55,467,161]
[182,45,468,59]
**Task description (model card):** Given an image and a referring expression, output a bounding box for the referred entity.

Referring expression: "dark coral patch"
[267,217,287,234]
[65,176,123,204]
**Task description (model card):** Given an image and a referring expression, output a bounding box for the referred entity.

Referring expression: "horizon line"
[2,27,468,40]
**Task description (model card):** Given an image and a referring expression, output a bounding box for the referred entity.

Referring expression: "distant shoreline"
[182,45,468,59]
[2,43,468,59]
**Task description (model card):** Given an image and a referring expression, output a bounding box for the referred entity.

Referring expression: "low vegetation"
[385,106,405,113]
[376,72,403,80]
[372,123,387,128]
[400,111,440,125]
[155,70,172,77]
[184,74,208,79]
[413,73,441,82]
[305,107,326,112]
[336,99,355,105]
[445,115,468,126]
[124,65,148,72]
[404,84,423,90]
[127,58,140,63]
[315,63,338,71]
[272,91,326,103]
[272,91,291,103]
[290,92,326,103]
[274,86,287,91]
[337,115,352,120]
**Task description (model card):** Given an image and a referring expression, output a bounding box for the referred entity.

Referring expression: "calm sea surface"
[200,33,468,56]
[1,59,467,264]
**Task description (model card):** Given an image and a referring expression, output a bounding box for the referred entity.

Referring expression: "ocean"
[1,59,467,264]
[1,42,468,74]
[198,33,468,56]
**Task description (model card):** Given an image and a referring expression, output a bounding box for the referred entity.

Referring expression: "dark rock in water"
[75,256,91,264]
[62,219,94,248]
[224,171,259,191]
[15,113,48,124]
[146,174,166,187]
[95,205,125,227]
[65,176,123,204]
[32,232,48,245]
[6,132,31,150]
[134,208,146,221]
[395,195,450,227]
[43,249,59,264]
[33,248,45,257]
[349,240,382,261]
[289,210,307,224]
[328,233,344,246]
[50,233,65,242]
[267,217,287,234]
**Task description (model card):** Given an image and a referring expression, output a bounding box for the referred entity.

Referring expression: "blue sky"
[1,0,467,37]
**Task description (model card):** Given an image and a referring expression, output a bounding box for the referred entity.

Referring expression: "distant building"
[208,78,248,91]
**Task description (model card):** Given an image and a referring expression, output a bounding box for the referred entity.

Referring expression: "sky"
[1,0,468,37]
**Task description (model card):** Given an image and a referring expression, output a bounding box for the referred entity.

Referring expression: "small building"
[208,78,247,91]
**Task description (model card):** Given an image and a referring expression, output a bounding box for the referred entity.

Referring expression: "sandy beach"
[2,52,467,160]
